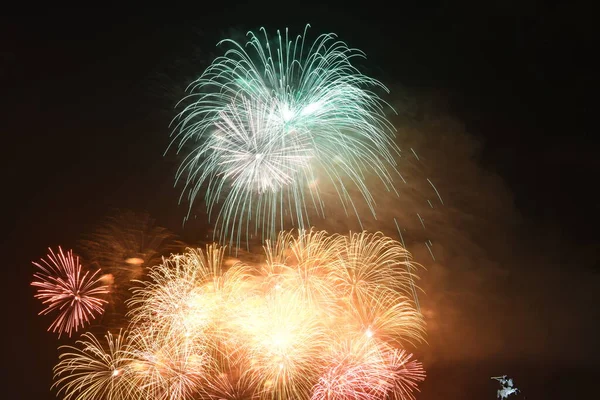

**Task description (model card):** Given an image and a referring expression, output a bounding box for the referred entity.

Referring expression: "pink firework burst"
[312,340,425,400]
[385,349,426,400]
[31,247,109,337]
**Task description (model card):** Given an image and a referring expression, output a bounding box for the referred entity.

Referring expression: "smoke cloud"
[295,89,599,372]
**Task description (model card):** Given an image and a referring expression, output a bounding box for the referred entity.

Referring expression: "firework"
[125,327,215,400]
[386,348,426,400]
[31,247,109,337]
[333,231,421,303]
[51,230,425,399]
[204,369,257,400]
[127,246,258,343]
[170,25,399,247]
[342,288,426,349]
[126,247,217,336]
[261,229,343,310]
[53,331,134,400]
[313,339,425,400]
[231,290,330,399]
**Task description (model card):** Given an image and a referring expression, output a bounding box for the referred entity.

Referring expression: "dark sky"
[2,2,598,400]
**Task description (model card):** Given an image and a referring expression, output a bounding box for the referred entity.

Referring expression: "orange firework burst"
[53,331,134,400]
[32,247,109,337]
[52,230,426,399]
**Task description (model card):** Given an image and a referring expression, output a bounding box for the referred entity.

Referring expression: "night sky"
[3,2,598,399]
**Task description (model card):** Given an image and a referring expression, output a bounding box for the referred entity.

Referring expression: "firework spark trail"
[312,339,388,400]
[386,348,426,400]
[126,247,220,335]
[210,98,314,194]
[53,331,133,400]
[170,25,400,248]
[127,246,259,344]
[342,288,426,349]
[204,368,257,400]
[311,338,420,400]
[332,231,422,306]
[31,247,109,337]
[261,229,343,311]
[125,327,215,400]
[395,218,421,312]
[52,230,425,400]
[233,291,331,399]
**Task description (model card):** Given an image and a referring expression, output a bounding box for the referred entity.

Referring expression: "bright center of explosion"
[272,332,291,348]
[281,105,295,122]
